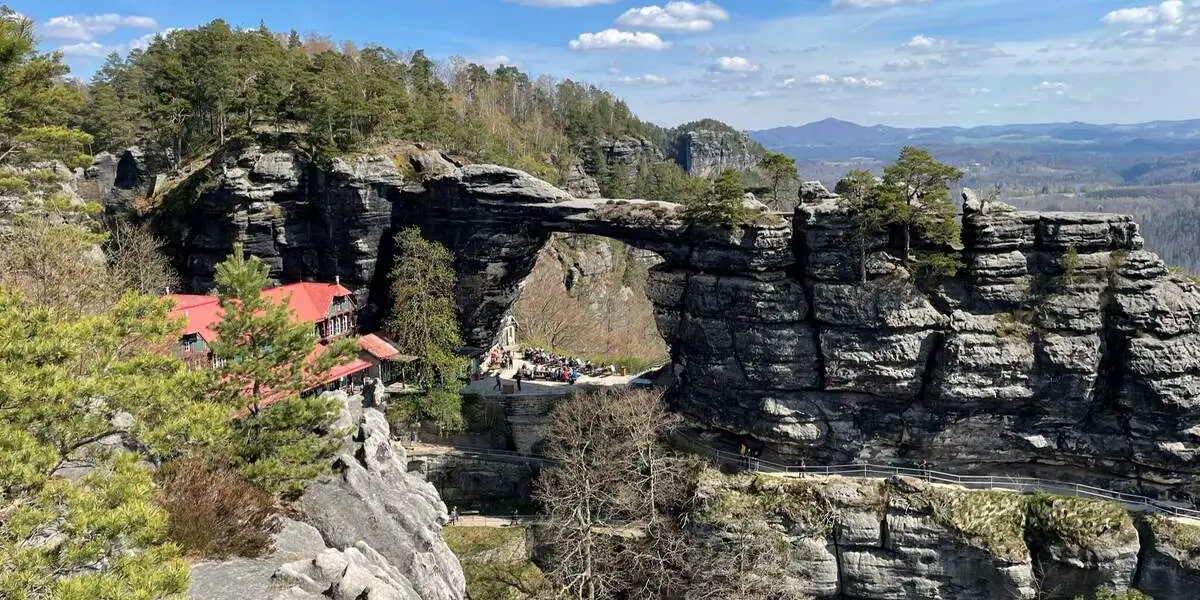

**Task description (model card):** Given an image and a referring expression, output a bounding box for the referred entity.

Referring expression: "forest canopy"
[74,20,669,183]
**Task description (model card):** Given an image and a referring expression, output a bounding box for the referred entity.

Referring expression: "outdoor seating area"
[519,347,621,383]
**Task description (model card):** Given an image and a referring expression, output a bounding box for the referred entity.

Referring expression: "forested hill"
[71,19,764,197]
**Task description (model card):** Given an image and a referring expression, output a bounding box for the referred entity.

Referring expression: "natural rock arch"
[157,145,1200,498]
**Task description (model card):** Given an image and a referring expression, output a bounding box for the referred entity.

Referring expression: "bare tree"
[105,220,180,295]
[534,388,697,600]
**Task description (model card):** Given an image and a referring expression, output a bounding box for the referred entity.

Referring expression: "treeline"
[75,20,667,182]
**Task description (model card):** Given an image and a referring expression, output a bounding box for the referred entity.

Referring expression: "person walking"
[493,371,502,391]
[514,371,523,391]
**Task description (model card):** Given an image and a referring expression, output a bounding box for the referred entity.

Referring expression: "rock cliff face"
[693,470,1200,600]
[153,145,1200,498]
[189,392,466,600]
[667,128,762,177]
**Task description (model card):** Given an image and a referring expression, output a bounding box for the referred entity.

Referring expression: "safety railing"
[691,442,1200,520]
[409,437,1200,520]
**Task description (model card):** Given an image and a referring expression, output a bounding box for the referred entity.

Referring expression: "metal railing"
[690,441,1200,520]
[407,437,1200,520]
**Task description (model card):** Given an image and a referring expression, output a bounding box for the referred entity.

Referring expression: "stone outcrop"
[157,145,1200,498]
[667,127,762,177]
[691,470,1194,600]
[189,392,466,600]
[154,144,402,327]
[579,135,663,176]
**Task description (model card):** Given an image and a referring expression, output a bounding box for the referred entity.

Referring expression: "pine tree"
[835,169,888,283]
[210,243,356,414]
[878,146,963,262]
[387,227,466,431]
[684,168,747,228]
[0,289,218,598]
[208,244,356,494]
[758,151,798,207]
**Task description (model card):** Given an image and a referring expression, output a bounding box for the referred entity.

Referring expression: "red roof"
[359,333,401,360]
[167,282,354,343]
[261,282,354,323]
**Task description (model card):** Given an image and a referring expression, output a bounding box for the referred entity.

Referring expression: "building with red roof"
[166,281,404,401]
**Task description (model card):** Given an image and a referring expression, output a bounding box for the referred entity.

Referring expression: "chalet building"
[167,281,405,397]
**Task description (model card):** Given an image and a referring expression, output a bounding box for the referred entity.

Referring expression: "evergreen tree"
[387,227,466,431]
[878,146,963,262]
[835,169,887,283]
[0,289,221,598]
[209,244,356,415]
[758,151,798,207]
[684,168,747,228]
[207,245,356,495]
[0,8,90,170]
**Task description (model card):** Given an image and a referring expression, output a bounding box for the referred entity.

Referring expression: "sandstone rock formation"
[579,135,663,176]
[667,127,762,177]
[189,392,466,600]
[154,145,1200,498]
[691,469,1196,600]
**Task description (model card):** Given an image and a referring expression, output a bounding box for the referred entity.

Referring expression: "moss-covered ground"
[444,526,544,600]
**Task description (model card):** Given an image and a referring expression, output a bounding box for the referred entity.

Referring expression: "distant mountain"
[750,117,1200,161]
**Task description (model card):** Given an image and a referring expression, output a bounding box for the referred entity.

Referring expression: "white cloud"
[568,29,671,50]
[894,33,1007,68]
[39,13,159,41]
[750,90,772,98]
[1100,0,1199,45]
[776,77,797,88]
[617,1,729,33]
[832,0,930,7]
[1103,0,1186,25]
[902,33,943,52]
[712,55,760,72]
[808,73,884,87]
[508,0,621,6]
[616,73,669,84]
[56,42,110,57]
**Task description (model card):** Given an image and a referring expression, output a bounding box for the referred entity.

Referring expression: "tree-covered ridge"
[74,20,669,182]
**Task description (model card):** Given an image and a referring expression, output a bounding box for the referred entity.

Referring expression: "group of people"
[522,348,619,378]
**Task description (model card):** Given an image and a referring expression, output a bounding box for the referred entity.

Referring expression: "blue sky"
[19,0,1200,129]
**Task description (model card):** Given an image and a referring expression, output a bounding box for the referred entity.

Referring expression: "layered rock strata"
[155,145,1200,496]
[692,470,1199,600]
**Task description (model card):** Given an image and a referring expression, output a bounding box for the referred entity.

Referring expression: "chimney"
[335,275,341,286]
[165,286,171,295]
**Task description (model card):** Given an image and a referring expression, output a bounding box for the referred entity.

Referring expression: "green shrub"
[155,457,280,559]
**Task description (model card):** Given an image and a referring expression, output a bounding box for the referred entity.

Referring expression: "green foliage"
[232,394,343,497]
[387,227,466,431]
[758,151,798,206]
[445,526,544,600]
[1076,588,1151,600]
[207,245,353,493]
[877,146,963,261]
[1061,246,1080,285]
[1,453,190,600]
[1024,493,1135,549]
[684,168,747,228]
[0,9,89,173]
[629,160,708,204]
[835,169,887,282]
[78,21,669,176]
[210,243,356,414]
[1146,514,1200,554]
[911,251,964,284]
